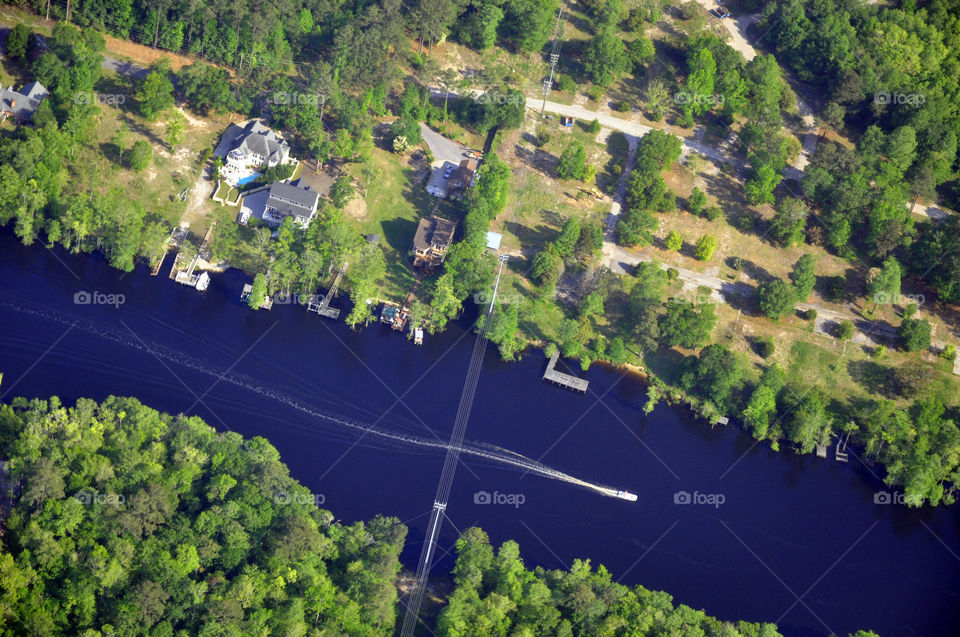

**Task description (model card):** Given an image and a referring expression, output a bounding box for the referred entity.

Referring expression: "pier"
[542,352,589,393]
[307,261,347,319]
[172,251,209,291]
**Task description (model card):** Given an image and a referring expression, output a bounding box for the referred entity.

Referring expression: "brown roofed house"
[447,158,478,201]
[412,214,458,266]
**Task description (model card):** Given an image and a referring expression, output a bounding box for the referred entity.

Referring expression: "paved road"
[693,1,760,61]
[420,122,477,198]
[527,98,739,168]
[1,26,157,81]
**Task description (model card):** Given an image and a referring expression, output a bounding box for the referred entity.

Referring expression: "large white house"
[214,120,292,186]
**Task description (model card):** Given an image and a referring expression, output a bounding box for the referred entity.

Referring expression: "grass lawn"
[347,147,460,302]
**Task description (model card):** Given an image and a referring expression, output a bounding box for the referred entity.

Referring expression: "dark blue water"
[1,231,958,636]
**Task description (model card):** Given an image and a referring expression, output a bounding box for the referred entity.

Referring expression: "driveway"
[420,122,473,198]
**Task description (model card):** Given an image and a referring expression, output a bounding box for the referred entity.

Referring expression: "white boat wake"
[0,298,635,500]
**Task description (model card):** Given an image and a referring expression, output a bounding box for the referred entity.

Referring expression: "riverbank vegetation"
[0,394,406,634]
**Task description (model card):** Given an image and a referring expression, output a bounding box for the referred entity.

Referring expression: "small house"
[447,158,478,201]
[412,214,458,266]
[0,81,48,124]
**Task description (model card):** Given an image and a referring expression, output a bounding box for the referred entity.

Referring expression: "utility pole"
[541,2,566,116]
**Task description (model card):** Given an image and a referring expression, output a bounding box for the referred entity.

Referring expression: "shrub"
[586,85,605,102]
[836,319,854,340]
[873,345,887,359]
[941,344,957,361]
[612,101,631,112]
[703,205,723,221]
[899,318,932,352]
[730,256,744,270]
[694,234,717,261]
[587,118,601,134]
[759,337,775,358]
[665,230,683,251]
[557,74,576,93]
[736,213,756,231]
[666,268,679,280]
[806,308,817,321]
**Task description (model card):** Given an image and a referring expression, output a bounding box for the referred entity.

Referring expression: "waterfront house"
[262,181,319,227]
[412,214,457,266]
[214,120,292,186]
[0,81,48,124]
[238,180,319,227]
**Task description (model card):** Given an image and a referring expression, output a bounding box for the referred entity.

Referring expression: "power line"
[541,1,566,116]
[399,255,509,637]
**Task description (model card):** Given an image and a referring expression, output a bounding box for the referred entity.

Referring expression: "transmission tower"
[541,2,567,115]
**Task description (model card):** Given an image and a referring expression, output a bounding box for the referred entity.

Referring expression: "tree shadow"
[503,220,559,250]
[380,217,418,256]
[117,112,166,149]
[847,360,900,398]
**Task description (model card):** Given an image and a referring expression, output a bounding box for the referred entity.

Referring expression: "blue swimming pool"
[236,173,262,185]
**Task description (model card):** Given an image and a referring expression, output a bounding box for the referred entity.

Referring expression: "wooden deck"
[542,352,589,393]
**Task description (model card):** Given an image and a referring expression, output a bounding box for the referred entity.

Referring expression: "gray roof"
[0,81,48,121]
[265,181,319,221]
[214,119,289,161]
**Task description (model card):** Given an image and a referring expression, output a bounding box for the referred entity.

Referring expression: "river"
[0,232,958,636]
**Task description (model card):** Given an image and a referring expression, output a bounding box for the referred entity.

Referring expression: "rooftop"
[0,81,49,121]
[413,215,458,252]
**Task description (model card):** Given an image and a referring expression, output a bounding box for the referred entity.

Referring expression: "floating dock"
[542,352,589,393]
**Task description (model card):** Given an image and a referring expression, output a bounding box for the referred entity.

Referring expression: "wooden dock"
[307,261,347,319]
[542,352,589,393]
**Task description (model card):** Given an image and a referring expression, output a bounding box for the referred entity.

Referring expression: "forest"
[0,394,406,635]
[0,394,829,635]
[759,0,960,297]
